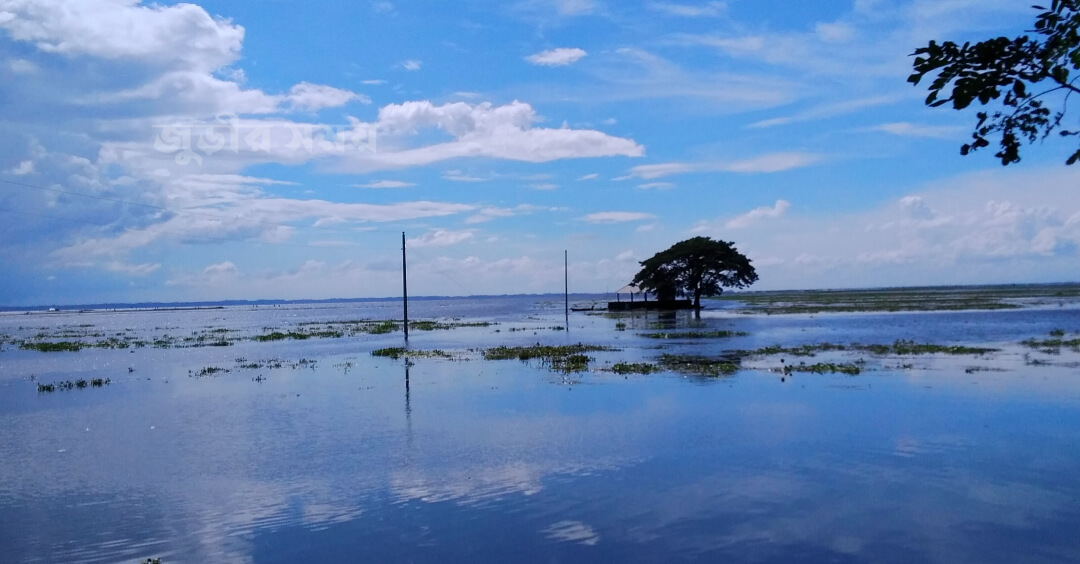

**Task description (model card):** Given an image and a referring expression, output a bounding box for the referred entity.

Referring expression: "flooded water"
[1,296,1079,563]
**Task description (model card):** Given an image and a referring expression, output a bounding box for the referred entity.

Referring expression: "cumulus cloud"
[726,200,790,229]
[526,47,587,66]
[583,211,655,223]
[400,59,422,71]
[286,82,369,111]
[0,0,244,72]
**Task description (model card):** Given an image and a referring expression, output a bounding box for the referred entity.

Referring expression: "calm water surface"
[1,297,1079,563]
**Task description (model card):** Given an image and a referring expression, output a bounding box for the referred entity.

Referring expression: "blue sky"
[1,0,1078,305]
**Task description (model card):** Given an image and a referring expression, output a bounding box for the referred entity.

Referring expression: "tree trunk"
[693,292,701,319]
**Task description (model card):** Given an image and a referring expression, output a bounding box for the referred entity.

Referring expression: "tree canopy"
[631,237,757,312]
[909,1,1080,165]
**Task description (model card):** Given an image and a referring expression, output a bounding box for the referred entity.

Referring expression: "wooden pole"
[402,232,409,342]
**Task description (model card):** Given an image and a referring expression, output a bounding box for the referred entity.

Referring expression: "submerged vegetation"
[483,343,616,373]
[37,378,110,392]
[717,284,1080,315]
[658,354,740,377]
[782,362,862,375]
[639,330,748,340]
[736,341,995,358]
[1021,330,1080,353]
[609,362,662,375]
[371,347,453,360]
[14,318,496,352]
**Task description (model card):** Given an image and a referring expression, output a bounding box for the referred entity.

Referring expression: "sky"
[0,0,1078,306]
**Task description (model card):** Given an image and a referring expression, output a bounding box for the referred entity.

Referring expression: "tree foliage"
[631,237,757,311]
[909,1,1080,165]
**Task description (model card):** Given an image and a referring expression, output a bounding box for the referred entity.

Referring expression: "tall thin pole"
[402,232,409,342]
[564,250,569,331]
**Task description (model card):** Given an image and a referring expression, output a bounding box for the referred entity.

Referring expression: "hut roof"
[616,284,643,294]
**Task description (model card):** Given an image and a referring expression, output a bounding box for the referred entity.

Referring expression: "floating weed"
[1021,335,1080,353]
[1049,328,1067,337]
[37,378,110,393]
[482,343,615,373]
[614,322,627,331]
[371,347,453,360]
[190,366,227,377]
[658,354,740,377]
[862,340,997,355]
[609,362,661,375]
[641,330,748,340]
[783,362,862,375]
[483,343,613,361]
[550,354,590,372]
[20,341,84,352]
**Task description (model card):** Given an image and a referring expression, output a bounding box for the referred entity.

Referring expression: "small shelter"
[614,284,648,303]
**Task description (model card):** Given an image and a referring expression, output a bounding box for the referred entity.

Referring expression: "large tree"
[631,237,758,313]
[909,1,1080,165]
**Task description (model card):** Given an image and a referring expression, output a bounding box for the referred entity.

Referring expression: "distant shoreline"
[3,282,1077,314]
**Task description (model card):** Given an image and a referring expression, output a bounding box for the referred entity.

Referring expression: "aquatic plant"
[609,362,661,374]
[482,343,613,362]
[371,347,453,360]
[20,341,84,352]
[191,366,227,377]
[550,354,590,372]
[658,354,739,377]
[864,340,996,355]
[36,378,109,393]
[782,362,862,375]
[640,330,748,340]
[614,322,627,331]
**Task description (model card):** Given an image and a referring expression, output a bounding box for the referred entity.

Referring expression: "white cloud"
[624,162,696,180]
[0,0,245,72]
[408,229,475,248]
[530,183,558,190]
[748,95,903,129]
[362,79,387,85]
[400,59,422,71]
[6,58,38,73]
[287,82,369,111]
[870,122,965,139]
[637,182,673,190]
[583,211,655,224]
[649,1,726,17]
[726,200,790,229]
[10,160,34,175]
[815,21,855,42]
[106,261,161,276]
[526,47,587,67]
[578,173,599,180]
[355,180,415,188]
[554,0,597,16]
[626,152,819,179]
